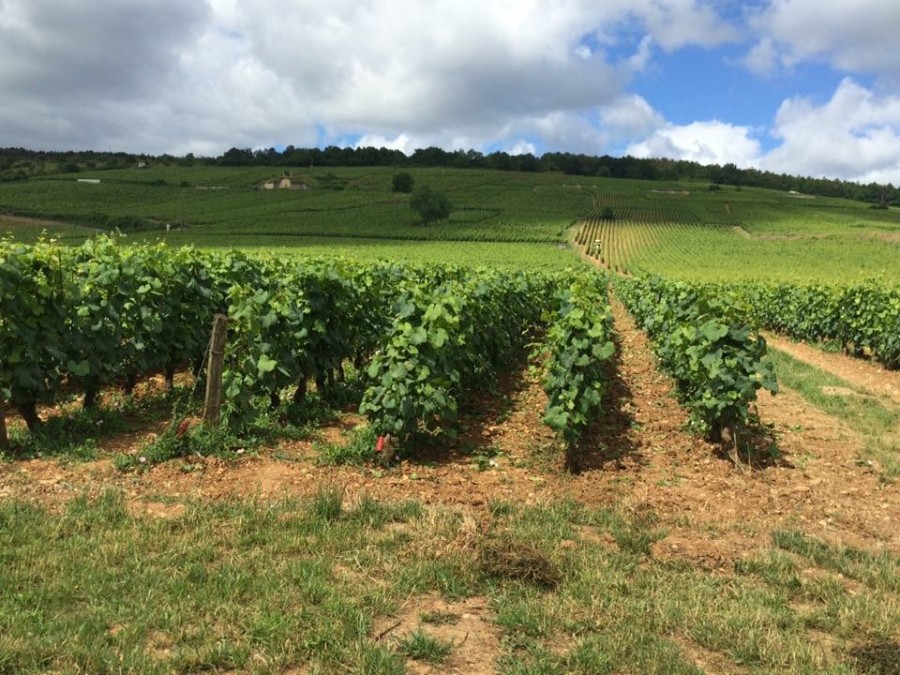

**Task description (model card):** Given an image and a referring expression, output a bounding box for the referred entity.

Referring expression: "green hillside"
[1,165,897,280]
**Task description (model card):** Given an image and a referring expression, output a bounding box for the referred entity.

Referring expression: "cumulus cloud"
[0,0,211,151]
[761,78,900,183]
[626,120,763,167]
[617,78,900,185]
[746,0,900,77]
[0,0,738,155]
[7,0,899,187]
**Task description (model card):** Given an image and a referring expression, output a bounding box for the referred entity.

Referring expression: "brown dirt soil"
[373,593,501,675]
[0,213,96,232]
[1,302,898,570]
[764,333,900,404]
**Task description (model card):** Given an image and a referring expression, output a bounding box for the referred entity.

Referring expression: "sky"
[2,0,900,184]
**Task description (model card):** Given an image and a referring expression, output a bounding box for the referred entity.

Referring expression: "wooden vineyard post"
[202,314,229,427]
[0,408,8,452]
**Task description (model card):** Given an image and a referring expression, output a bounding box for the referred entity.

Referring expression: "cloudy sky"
[2,0,900,183]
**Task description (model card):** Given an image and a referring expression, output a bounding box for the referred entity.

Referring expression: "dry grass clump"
[477,535,563,589]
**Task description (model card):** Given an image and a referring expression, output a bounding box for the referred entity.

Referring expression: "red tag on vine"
[375,435,385,453]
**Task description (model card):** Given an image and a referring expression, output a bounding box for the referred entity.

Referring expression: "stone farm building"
[262,174,309,190]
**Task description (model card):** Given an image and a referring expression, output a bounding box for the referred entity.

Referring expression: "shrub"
[391,171,414,193]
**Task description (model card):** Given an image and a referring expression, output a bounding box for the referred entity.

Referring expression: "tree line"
[1,144,897,207]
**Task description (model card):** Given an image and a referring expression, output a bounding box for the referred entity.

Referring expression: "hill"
[0,165,898,281]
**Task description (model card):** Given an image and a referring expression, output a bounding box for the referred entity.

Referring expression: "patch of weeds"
[57,438,102,463]
[609,507,664,557]
[7,404,130,460]
[498,644,566,674]
[472,445,503,471]
[346,493,385,527]
[114,420,245,471]
[395,629,453,664]
[489,499,515,519]
[734,551,802,591]
[309,484,344,523]
[238,404,323,444]
[315,424,377,466]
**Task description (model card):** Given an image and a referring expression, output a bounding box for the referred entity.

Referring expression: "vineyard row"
[2,238,779,463]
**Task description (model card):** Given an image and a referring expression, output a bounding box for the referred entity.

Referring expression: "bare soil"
[373,593,501,675]
[0,213,96,232]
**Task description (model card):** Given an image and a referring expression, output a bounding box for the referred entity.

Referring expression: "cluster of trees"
[2,145,898,207]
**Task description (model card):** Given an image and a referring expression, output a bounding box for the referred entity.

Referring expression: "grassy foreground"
[1,490,897,674]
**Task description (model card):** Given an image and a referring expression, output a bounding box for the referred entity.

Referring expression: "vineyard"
[575,217,900,283]
[2,167,900,673]
[0,237,781,468]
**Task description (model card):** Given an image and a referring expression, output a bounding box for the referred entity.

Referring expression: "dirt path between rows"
[764,332,900,405]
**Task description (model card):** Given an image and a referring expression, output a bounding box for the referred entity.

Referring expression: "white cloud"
[626,120,762,167]
[631,0,737,51]
[600,94,665,139]
[747,0,900,77]
[508,140,538,156]
[0,0,739,155]
[619,78,900,185]
[761,78,900,183]
[742,37,779,76]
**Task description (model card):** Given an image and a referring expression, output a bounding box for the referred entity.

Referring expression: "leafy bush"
[618,276,777,441]
[409,185,452,224]
[538,272,615,471]
[391,171,414,193]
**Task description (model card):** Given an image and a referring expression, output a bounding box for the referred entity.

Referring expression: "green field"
[1,165,898,281]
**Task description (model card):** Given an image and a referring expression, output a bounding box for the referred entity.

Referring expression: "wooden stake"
[202,314,229,427]
[0,407,8,452]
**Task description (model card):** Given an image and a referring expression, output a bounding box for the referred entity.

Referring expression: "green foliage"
[391,171,414,193]
[537,272,615,470]
[736,281,900,369]
[114,420,244,471]
[360,268,556,451]
[0,238,68,428]
[409,185,452,224]
[395,629,453,664]
[315,424,378,466]
[618,276,778,440]
[0,240,586,446]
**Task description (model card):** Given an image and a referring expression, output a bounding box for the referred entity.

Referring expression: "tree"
[409,186,452,225]
[392,171,414,193]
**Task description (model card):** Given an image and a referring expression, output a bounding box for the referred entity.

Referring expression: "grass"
[395,629,454,664]
[768,348,900,477]
[2,492,895,673]
[314,424,378,466]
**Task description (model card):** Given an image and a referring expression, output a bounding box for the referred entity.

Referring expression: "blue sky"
[2,1,900,184]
